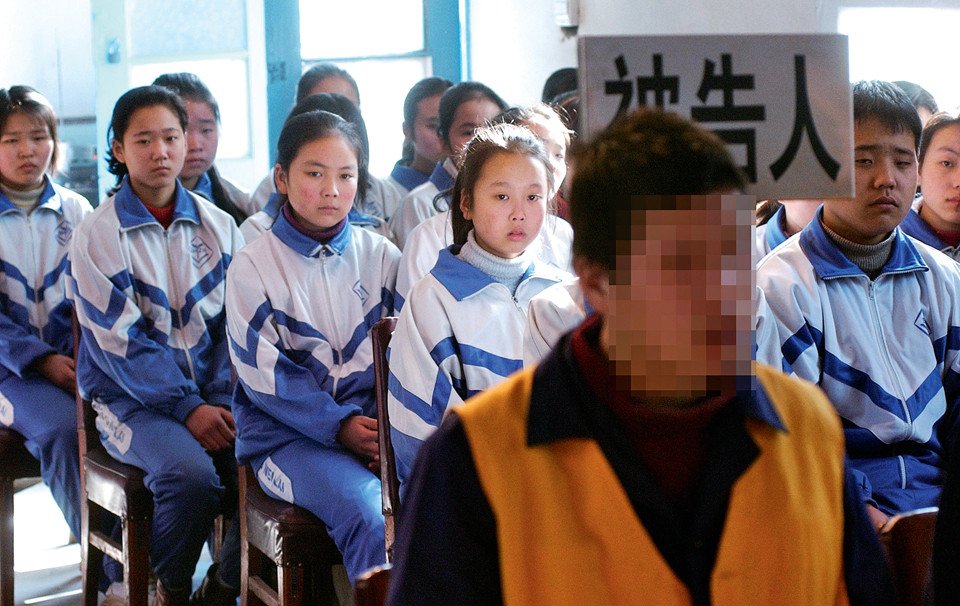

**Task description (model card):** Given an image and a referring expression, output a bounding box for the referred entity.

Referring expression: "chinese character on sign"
[769,55,841,181]
[690,54,766,183]
[604,54,680,122]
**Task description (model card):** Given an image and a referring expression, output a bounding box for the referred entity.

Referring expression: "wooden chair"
[239,464,341,606]
[0,429,42,606]
[371,317,399,562]
[353,564,391,606]
[73,313,153,606]
[880,506,937,606]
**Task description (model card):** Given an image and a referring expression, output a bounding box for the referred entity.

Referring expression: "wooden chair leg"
[0,477,14,606]
[80,501,103,606]
[277,563,305,606]
[124,515,151,606]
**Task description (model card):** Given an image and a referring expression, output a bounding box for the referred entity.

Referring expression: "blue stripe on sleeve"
[782,321,824,366]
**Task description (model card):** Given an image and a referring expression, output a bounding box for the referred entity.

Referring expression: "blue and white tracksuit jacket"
[386,162,430,197]
[756,214,960,514]
[394,210,574,311]
[0,177,92,538]
[387,246,566,493]
[900,197,960,262]
[70,178,243,588]
[753,204,792,266]
[226,210,399,581]
[388,159,456,250]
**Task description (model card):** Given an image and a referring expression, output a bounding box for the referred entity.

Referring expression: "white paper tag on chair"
[0,392,13,425]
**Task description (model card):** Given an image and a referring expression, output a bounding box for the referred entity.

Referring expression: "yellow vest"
[456,363,849,606]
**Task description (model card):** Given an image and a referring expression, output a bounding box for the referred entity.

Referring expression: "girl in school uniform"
[385,77,452,196]
[153,72,255,223]
[395,104,575,309]
[388,82,508,249]
[226,110,400,583]
[70,85,243,605]
[240,93,391,243]
[387,123,567,492]
[0,85,91,544]
[900,112,960,261]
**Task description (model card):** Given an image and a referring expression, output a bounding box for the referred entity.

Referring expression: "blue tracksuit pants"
[252,437,385,583]
[0,373,81,538]
[94,399,238,591]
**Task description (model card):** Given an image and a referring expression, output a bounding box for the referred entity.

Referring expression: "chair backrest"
[353,564,392,606]
[880,506,937,606]
[371,317,399,552]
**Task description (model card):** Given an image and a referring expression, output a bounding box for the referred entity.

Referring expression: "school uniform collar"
[798,205,927,280]
[347,207,381,228]
[390,162,429,192]
[428,159,457,192]
[900,198,948,251]
[527,327,785,447]
[191,170,214,202]
[430,245,563,301]
[764,205,790,252]
[262,192,283,221]
[115,177,201,230]
[271,203,353,258]
[0,176,61,216]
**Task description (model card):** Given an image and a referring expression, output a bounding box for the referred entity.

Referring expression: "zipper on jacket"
[319,250,345,397]
[25,212,46,342]
[867,281,911,491]
[164,229,198,383]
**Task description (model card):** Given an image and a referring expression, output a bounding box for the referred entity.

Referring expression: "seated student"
[0,85,91,546]
[249,64,403,220]
[894,80,939,127]
[388,107,893,606]
[753,199,820,263]
[240,93,391,243]
[389,82,507,249]
[899,112,960,261]
[70,85,243,606]
[386,77,452,196]
[226,110,399,582]
[395,104,574,308]
[387,123,567,493]
[756,80,960,524]
[153,72,254,223]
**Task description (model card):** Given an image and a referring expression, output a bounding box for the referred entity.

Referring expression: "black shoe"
[189,563,239,606]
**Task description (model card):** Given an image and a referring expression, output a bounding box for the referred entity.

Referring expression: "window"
[838,6,960,113]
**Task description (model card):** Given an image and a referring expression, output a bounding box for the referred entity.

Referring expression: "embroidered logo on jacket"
[915,311,931,336]
[352,281,369,305]
[56,219,73,246]
[190,236,213,268]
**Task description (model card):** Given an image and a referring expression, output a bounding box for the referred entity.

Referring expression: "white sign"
[579,35,854,199]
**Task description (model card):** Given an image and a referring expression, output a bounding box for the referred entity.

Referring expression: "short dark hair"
[106,85,188,185]
[437,82,507,146]
[893,80,939,115]
[853,80,922,152]
[450,123,553,248]
[541,67,577,104]
[297,63,360,105]
[152,72,220,122]
[403,77,453,130]
[0,85,60,174]
[919,111,960,169]
[287,93,369,202]
[570,108,745,270]
[275,110,366,208]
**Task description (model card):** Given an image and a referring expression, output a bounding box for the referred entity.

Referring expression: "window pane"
[308,57,431,177]
[130,59,251,159]
[300,0,424,59]
[839,7,960,113]
[129,0,246,57]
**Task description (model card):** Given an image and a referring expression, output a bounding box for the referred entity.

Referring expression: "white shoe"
[101,582,127,606]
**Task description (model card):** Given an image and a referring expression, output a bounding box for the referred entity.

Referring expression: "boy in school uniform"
[756,80,960,526]
[387,109,891,605]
